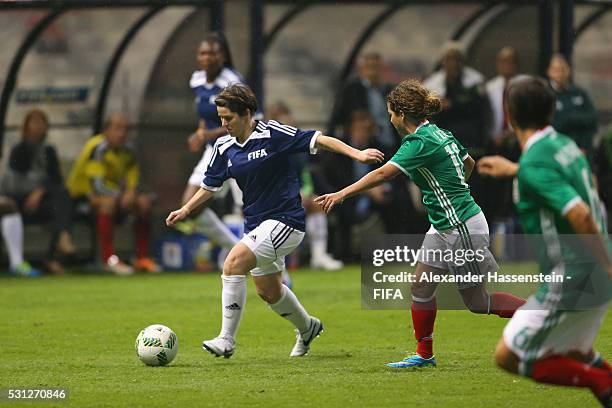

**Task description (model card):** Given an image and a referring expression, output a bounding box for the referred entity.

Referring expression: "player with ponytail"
[316,79,525,368]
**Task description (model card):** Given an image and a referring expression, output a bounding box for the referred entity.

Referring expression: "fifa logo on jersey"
[248,149,268,161]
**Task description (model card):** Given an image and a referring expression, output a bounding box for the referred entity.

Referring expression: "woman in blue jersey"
[316,79,525,369]
[181,32,246,254]
[167,84,384,359]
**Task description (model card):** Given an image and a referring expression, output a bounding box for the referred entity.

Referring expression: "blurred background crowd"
[1,0,611,275]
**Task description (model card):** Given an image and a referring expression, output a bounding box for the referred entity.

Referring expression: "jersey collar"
[234,120,267,148]
[402,120,429,142]
[415,120,429,133]
[523,125,554,153]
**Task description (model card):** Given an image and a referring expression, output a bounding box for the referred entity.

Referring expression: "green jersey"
[515,126,611,308]
[389,121,481,231]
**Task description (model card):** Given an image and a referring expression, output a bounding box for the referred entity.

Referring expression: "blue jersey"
[201,120,320,232]
[190,67,245,134]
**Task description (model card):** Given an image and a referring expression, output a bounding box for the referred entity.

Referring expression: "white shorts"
[503,298,609,376]
[188,145,243,206]
[418,211,499,289]
[240,219,305,276]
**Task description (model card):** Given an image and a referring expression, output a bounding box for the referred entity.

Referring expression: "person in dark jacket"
[1,109,75,274]
[547,53,598,160]
[327,52,397,153]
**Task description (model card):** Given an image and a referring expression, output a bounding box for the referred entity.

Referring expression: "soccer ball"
[135,324,178,366]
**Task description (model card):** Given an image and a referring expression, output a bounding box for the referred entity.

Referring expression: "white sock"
[196,208,239,249]
[281,267,292,287]
[307,212,328,259]
[2,213,24,268]
[219,275,247,340]
[269,285,311,333]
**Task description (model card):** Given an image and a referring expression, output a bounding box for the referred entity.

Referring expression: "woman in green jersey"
[316,79,525,369]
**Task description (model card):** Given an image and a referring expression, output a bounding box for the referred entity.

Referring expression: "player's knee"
[223,253,246,276]
[494,338,519,374]
[411,281,435,299]
[460,286,489,314]
[463,298,488,314]
[222,256,239,275]
[96,197,116,214]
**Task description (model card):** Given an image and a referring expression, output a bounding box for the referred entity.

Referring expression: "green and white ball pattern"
[135,324,178,366]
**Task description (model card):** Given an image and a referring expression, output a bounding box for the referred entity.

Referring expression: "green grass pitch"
[1,265,609,407]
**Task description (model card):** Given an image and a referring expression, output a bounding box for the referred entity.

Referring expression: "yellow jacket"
[67,134,139,197]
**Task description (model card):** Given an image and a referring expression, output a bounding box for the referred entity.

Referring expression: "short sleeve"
[518,164,582,216]
[269,120,319,155]
[389,138,430,175]
[453,137,469,160]
[201,144,230,191]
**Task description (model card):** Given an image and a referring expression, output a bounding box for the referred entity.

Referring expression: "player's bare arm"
[166,187,215,226]
[477,155,519,178]
[314,135,384,164]
[463,155,475,180]
[314,163,401,213]
[565,201,612,279]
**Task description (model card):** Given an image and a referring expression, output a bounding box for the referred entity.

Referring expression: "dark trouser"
[13,185,74,258]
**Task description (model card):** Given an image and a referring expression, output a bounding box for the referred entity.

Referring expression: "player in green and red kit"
[316,79,525,368]
[478,77,611,406]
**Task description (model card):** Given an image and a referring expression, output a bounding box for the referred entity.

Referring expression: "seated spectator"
[0,195,40,277]
[547,53,598,160]
[66,113,159,275]
[327,52,397,152]
[1,109,75,274]
[268,101,343,270]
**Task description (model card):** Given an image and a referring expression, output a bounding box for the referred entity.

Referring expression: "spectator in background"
[268,101,343,271]
[486,46,519,145]
[321,110,410,261]
[66,113,159,275]
[0,195,40,277]
[424,44,489,154]
[484,47,523,243]
[1,109,75,274]
[328,52,397,152]
[424,44,492,220]
[547,53,598,160]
